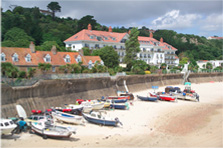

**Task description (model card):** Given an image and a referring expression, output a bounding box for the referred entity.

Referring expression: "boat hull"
[82,113,118,126]
[137,95,157,101]
[52,111,82,125]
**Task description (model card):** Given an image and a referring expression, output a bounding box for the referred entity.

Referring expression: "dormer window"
[44,54,51,62]
[112,37,116,41]
[88,60,93,69]
[64,55,70,63]
[25,54,31,62]
[104,37,108,40]
[12,53,18,62]
[1,53,6,62]
[90,35,94,39]
[76,55,82,63]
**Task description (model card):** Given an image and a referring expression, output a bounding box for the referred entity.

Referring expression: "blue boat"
[112,99,128,103]
[82,112,122,126]
[137,95,158,101]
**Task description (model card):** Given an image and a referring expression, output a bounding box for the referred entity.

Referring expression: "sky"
[1,0,223,37]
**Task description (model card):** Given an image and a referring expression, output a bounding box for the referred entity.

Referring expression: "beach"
[1,82,223,147]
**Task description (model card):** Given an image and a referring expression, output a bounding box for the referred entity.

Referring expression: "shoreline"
[1,82,223,147]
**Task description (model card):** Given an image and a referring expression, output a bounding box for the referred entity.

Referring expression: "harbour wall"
[1,73,222,118]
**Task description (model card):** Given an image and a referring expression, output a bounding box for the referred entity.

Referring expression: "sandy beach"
[1,82,223,147]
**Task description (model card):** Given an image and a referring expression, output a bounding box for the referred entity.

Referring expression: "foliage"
[206,62,213,70]
[160,63,167,69]
[150,65,158,73]
[47,2,61,18]
[36,41,62,51]
[131,60,148,74]
[124,27,140,70]
[59,64,82,73]
[18,71,27,78]
[114,66,123,72]
[108,68,116,75]
[77,15,97,32]
[27,68,36,78]
[38,63,52,73]
[92,46,119,68]
[1,62,19,78]
[91,63,108,73]
[82,47,91,56]
[179,57,189,65]
[2,27,34,47]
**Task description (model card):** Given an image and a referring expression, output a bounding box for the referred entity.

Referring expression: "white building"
[197,60,223,69]
[64,24,179,67]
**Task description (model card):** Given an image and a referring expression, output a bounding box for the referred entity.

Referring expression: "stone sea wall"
[1,73,222,118]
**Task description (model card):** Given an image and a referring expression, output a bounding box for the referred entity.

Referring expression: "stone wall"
[1,73,222,118]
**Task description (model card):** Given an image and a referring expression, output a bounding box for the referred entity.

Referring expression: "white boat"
[0,119,17,135]
[16,105,27,119]
[30,121,74,139]
[51,110,83,125]
[90,100,105,110]
[68,104,92,113]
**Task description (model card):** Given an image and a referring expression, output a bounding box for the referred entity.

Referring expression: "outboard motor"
[115,117,123,126]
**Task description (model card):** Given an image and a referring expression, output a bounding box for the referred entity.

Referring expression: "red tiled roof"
[209,36,223,39]
[64,29,127,43]
[1,47,101,66]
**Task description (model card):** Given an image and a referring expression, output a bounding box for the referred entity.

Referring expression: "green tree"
[2,27,34,47]
[47,2,61,18]
[36,41,62,51]
[150,65,158,73]
[69,64,82,73]
[92,46,119,68]
[18,71,27,78]
[38,63,52,74]
[124,27,140,70]
[77,15,97,32]
[82,47,91,56]
[160,63,167,69]
[27,68,36,78]
[1,62,19,78]
[179,57,189,65]
[206,62,213,70]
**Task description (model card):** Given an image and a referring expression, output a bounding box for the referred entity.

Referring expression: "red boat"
[76,99,91,104]
[149,92,176,101]
[107,96,130,100]
[158,95,176,101]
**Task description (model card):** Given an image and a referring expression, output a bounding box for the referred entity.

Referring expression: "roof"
[208,36,223,39]
[1,47,102,66]
[64,29,127,43]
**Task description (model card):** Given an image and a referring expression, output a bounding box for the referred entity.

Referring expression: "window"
[90,35,94,39]
[72,45,75,49]
[97,36,102,41]
[76,55,82,63]
[113,45,117,49]
[52,67,56,72]
[64,55,70,63]
[84,44,89,47]
[158,49,161,52]
[143,48,146,52]
[88,60,93,69]
[1,123,3,126]
[151,48,154,52]
[95,44,99,48]
[112,37,116,41]
[12,53,18,62]
[1,53,6,61]
[44,54,51,62]
[120,46,123,49]
[144,54,147,58]
[148,54,151,58]
[4,122,9,126]
[25,54,31,62]
[104,37,108,40]
[103,45,106,47]
[140,53,142,58]
[68,44,71,47]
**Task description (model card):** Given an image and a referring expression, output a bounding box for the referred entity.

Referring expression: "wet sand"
[1,82,223,147]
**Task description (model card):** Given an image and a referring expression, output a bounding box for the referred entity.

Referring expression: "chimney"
[150,32,153,38]
[160,37,163,43]
[29,41,35,53]
[88,24,92,30]
[128,30,131,34]
[108,26,112,32]
[51,45,57,55]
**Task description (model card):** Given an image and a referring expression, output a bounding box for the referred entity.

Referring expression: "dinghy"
[30,121,75,139]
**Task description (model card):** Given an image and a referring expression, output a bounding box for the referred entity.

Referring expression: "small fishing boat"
[82,111,122,126]
[107,96,130,100]
[137,95,158,101]
[51,110,83,125]
[90,100,105,110]
[30,121,75,139]
[158,95,177,101]
[0,119,17,135]
[68,104,93,113]
[106,100,129,110]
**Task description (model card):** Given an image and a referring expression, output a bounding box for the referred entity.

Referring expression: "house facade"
[64,24,179,67]
[1,42,103,75]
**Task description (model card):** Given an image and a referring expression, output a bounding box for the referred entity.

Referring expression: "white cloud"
[151,10,201,30]
[200,13,223,32]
